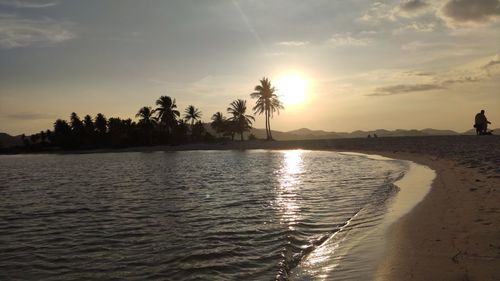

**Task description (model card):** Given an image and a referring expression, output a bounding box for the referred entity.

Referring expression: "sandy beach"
[50,135,500,279]
[96,135,500,280]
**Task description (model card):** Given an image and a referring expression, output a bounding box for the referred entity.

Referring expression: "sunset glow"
[0,1,499,135]
[275,74,309,107]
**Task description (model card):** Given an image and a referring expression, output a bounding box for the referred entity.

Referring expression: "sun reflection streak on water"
[276,150,305,227]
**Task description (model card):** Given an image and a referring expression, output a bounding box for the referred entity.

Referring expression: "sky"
[0,0,499,135]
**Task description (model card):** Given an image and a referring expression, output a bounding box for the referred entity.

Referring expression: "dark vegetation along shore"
[1,73,494,154]
[1,78,284,154]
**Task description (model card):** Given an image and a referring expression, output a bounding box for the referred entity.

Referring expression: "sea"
[0,150,433,280]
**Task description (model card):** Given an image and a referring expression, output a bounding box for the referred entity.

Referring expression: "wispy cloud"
[393,22,436,34]
[328,32,372,47]
[0,0,59,8]
[358,1,394,24]
[403,70,436,77]
[369,83,443,96]
[369,55,499,97]
[400,40,454,51]
[276,40,310,47]
[441,76,480,85]
[0,14,75,49]
[4,112,56,120]
[482,54,500,70]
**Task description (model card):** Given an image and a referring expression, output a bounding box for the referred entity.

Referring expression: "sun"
[275,74,308,106]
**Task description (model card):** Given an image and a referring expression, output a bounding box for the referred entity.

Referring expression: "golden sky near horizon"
[0,0,499,135]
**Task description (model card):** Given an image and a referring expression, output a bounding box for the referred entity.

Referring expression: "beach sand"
[372,152,500,281]
[67,135,500,280]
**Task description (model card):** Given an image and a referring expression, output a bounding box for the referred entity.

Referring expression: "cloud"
[393,22,436,34]
[400,0,429,12]
[358,2,395,23]
[441,76,479,84]
[0,14,75,49]
[328,32,372,47]
[482,54,500,69]
[441,0,500,23]
[404,70,436,76]
[0,0,59,8]
[400,40,454,51]
[369,83,443,96]
[276,40,310,47]
[360,0,432,23]
[4,112,56,120]
[369,57,499,97]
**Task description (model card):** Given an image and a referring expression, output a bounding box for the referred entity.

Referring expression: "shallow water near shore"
[0,150,430,280]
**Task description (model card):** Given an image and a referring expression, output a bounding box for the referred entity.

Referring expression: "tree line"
[17,77,283,151]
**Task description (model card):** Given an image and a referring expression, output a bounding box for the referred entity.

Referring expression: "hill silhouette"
[201,126,492,141]
[0,133,22,147]
[2,127,497,148]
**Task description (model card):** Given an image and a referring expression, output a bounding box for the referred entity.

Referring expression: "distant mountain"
[421,128,460,136]
[244,127,468,140]
[0,133,22,147]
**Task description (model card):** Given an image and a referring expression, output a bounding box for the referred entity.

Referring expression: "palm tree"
[94,113,107,135]
[250,77,284,140]
[136,106,156,145]
[82,114,95,145]
[40,130,47,144]
[53,119,71,148]
[192,120,205,140]
[184,105,202,129]
[83,115,94,131]
[227,99,255,141]
[154,96,180,135]
[136,106,156,128]
[211,112,226,137]
[70,112,84,133]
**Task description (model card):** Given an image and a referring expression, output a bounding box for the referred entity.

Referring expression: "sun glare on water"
[275,74,308,106]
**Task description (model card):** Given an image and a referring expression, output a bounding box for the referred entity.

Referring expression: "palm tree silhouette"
[70,112,84,133]
[53,119,71,148]
[83,115,94,131]
[250,77,284,140]
[94,113,108,135]
[136,106,156,128]
[227,99,255,141]
[211,112,226,137]
[184,105,202,129]
[136,106,156,145]
[154,96,180,135]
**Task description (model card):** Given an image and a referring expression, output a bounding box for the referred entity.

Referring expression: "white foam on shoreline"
[290,152,435,280]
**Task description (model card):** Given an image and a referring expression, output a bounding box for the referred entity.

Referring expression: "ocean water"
[0,150,409,280]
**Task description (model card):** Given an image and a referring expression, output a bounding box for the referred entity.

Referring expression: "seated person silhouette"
[474,110,491,135]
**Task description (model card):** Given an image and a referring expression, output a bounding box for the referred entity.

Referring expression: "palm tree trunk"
[267,111,273,140]
[265,109,270,140]
[240,132,244,141]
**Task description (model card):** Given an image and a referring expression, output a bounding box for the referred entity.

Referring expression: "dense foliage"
[14,78,282,151]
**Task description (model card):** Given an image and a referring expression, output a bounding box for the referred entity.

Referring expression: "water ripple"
[0,150,406,280]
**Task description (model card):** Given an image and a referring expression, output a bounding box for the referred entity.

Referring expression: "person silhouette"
[474,110,491,135]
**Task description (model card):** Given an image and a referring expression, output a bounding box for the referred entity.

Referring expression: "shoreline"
[115,136,500,280]
[290,153,436,280]
[370,152,500,281]
[2,136,499,279]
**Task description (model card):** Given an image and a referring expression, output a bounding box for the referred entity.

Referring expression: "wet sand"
[64,135,500,280]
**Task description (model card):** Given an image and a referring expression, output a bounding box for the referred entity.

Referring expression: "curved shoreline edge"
[336,152,436,280]
[363,151,500,281]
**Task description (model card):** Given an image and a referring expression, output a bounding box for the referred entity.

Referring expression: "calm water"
[0,150,407,280]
